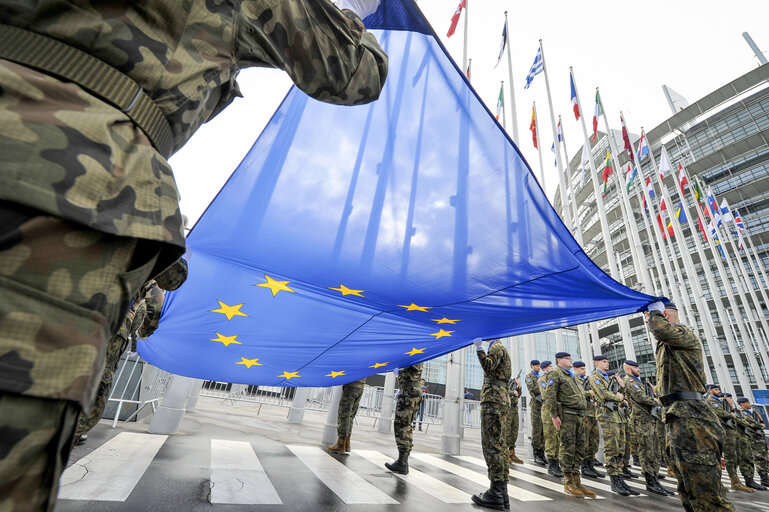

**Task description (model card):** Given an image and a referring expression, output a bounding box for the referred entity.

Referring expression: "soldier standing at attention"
[731,395,766,490]
[622,360,672,496]
[472,338,511,511]
[573,361,604,479]
[506,375,524,464]
[706,385,754,492]
[590,355,634,496]
[539,361,562,478]
[328,378,367,455]
[545,352,596,498]
[738,398,769,488]
[525,360,546,465]
[385,364,423,475]
[609,370,635,480]
[646,301,735,511]
[0,2,388,510]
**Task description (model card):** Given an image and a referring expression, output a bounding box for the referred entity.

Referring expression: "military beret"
[607,370,616,376]
[724,393,732,398]
[665,302,678,311]
[554,352,570,359]
[706,384,720,390]
[624,360,638,367]
[737,397,750,404]
[573,361,586,368]
[593,355,607,361]
[540,360,552,368]
[530,360,540,366]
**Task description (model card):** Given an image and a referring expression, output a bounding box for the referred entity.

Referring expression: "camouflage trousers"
[752,436,769,475]
[337,380,365,437]
[598,420,624,476]
[632,418,660,476]
[656,417,671,468]
[505,402,519,453]
[584,415,599,462]
[530,400,544,450]
[667,415,735,512]
[736,431,755,480]
[481,403,509,483]
[542,406,559,460]
[626,420,635,464]
[393,389,421,455]
[722,427,738,478]
[622,422,631,466]
[558,411,586,474]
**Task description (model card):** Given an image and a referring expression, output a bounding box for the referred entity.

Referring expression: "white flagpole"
[532,101,546,194]
[539,40,565,216]
[558,116,580,228]
[499,81,505,130]
[631,185,663,296]
[504,12,519,146]
[570,67,635,360]
[462,0,468,72]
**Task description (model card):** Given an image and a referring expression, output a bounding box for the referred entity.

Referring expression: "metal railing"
[105,352,172,427]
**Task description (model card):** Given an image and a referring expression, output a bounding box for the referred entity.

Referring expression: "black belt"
[660,392,704,406]
[562,406,585,416]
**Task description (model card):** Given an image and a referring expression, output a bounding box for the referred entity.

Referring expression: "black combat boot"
[632,455,641,467]
[623,477,640,496]
[643,472,669,496]
[533,448,546,466]
[592,457,603,467]
[581,459,599,478]
[746,475,768,490]
[547,458,563,478]
[622,464,636,479]
[471,480,508,510]
[610,475,631,496]
[761,473,769,487]
[589,460,606,478]
[384,449,409,475]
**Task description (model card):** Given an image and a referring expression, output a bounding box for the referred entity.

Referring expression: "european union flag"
[139,0,661,387]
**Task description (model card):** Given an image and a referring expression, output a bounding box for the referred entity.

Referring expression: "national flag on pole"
[707,187,722,227]
[592,90,603,141]
[646,176,655,199]
[709,222,726,258]
[601,150,613,197]
[719,198,733,223]
[734,209,745,233]
[698,215,708,241]
[625,164,637,193]
[737,229,745,252]
[495,20,507,68]
[524,47,543,89]
[557,118,563,143]
[620,114,634,163]
[678,163,688,193]
[446,0,465,37]
[637,132,650,161]
[658,148,672,182]
[570,74,580,120]
[665,205,686,238]
[693,179,703,202]
[466,59,471,80]
[496,83,504,120]
[551,143,557,167]
[530,105,537,148]
[580,144,589,187]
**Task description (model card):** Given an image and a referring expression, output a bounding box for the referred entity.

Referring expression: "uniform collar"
[711,395,723,404]
[630,375,642,383]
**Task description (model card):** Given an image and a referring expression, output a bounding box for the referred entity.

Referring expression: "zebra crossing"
[56,432,766,511]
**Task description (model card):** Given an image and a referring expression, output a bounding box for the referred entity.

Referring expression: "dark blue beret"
[573,361,586,368]
[724,393,732,398]
[624,360,638,367]
[737,397,750,403]
[593,355,607,361]
[540,360,552,368]
[706,384,719,390]
[530,360,540,366]
[554,352,570,359]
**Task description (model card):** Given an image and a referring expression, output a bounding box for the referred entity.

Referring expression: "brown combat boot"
[730,473,755,493]
[509,447,524,464]
[328,436,346,454]
[344,435,351,453]
[573,473,596,498]
[564,473,586,498]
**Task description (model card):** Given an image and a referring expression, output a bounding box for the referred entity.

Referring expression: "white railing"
[106,352,172,427]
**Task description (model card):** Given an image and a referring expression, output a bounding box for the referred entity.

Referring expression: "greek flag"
[524,47,543,89]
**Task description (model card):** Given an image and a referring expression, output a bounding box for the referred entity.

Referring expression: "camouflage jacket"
[623,374,658,422]
[577,375,597,417]
[138,281,164,339]
[589,370,623,423]
[116,296,147,352]
[544,366,587,418]
[525,370,542,403]
[397,364,423,398]
[537,373,552,414]
[477,341,511,410]
[741,408,766,441]
[705,395,735,429]
[648,311,715,421]
[0,1,387,270]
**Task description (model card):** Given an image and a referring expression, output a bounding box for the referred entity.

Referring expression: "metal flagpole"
[504,12,519,146]
[538,40,564,219]
[570,67,635,360]
[462,0,468,72]
[499,81,505,130]
[532,101,546,194]
[558,115,580,228]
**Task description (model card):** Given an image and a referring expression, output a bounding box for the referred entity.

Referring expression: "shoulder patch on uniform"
[541,383,546,388]
[713,404,719,408]
[548,379,554,386]
[594,379,601,385]
[633,384,640,389]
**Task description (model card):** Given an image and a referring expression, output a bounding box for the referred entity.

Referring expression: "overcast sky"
[170,0,769,228]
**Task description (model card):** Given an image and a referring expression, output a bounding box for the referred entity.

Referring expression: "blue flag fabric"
[139,0,661,387]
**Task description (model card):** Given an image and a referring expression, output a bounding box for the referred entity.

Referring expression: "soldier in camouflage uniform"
[738,398,769,487]
[328,378,367,454]
[609,371,634,480]
[538,361,562,478]
[472,338,511,510]
[647,301,735,511]
[590,355,635,496]
[731,395,766,490]
[545,352,596,498]
[706,385,756,492]
[0,2,386,509]
[385,364,423,475]
[506,375,523,464]
[573,361,604,479]
[525,360,547,465]
[622,360,672,496]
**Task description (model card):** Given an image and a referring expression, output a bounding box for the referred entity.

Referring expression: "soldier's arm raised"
[648,311,697,349]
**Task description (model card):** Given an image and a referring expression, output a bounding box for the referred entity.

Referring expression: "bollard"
[322,386,344,445]
[378,372,396,433]
[148,375,196,434]
[287,387,309,424]
[441,350,462,455]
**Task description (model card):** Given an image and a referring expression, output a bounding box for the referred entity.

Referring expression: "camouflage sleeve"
[544,373,560,418]
[624,377,656,408]
[237,0,388,106]
[138,283,165,338]
[589,375,622,403]
[525,374,540,398]
[476,345,500,374]
[706,398,733,421]
[648,311,697,349]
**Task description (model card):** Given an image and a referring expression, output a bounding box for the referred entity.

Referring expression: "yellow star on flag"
[278,370,300,380]
[430,329,454,340]
[210,301,248,321]
[210,333,242,347]
[255,274,295,297]
[328,284,365,297]
[432,317,460,324]
[405,347,426,356]
[235,357,263,369]
[369,362,389,369]
[325,370,346,378]
[398,303,431,312]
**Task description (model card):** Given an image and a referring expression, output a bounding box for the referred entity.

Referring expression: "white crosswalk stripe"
[210,439,282,505]
[523,461,647,496]
[410,453,551,501]
[59,432,168,502]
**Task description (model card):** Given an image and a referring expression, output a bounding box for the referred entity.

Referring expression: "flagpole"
[538,40,564,210]
[570,67,635,360]
[462,0,468,72]
[631,186,663,296]
[503,12,519,146]
[651,149,754,393]
[532,101,546,194]
[558,116,580,228]
[499,81,505,130]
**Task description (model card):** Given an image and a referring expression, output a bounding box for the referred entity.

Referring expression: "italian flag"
[592,90,603,141]
[601,150,613,197]
[496,84,504,121]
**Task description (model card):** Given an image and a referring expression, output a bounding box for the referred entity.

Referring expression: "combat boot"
[509,447,524,464]
[745,476,767,491]
[589,460,606,478]
[327,436,346,454]
[573,473,596,498]
[563,473,585,497]
[471,480,508,510]
[622,464,636,478]
[643,472,670,496]
[761,472,769,487]
[592,457,603,467]
[384,449,409,475]
[547,458,563,478]
[610,475,631,496]
[729,474,754,493]
[343,436,351,453]
[581,459,599,479]
[533,448,546,466]
[632,455,641,467]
